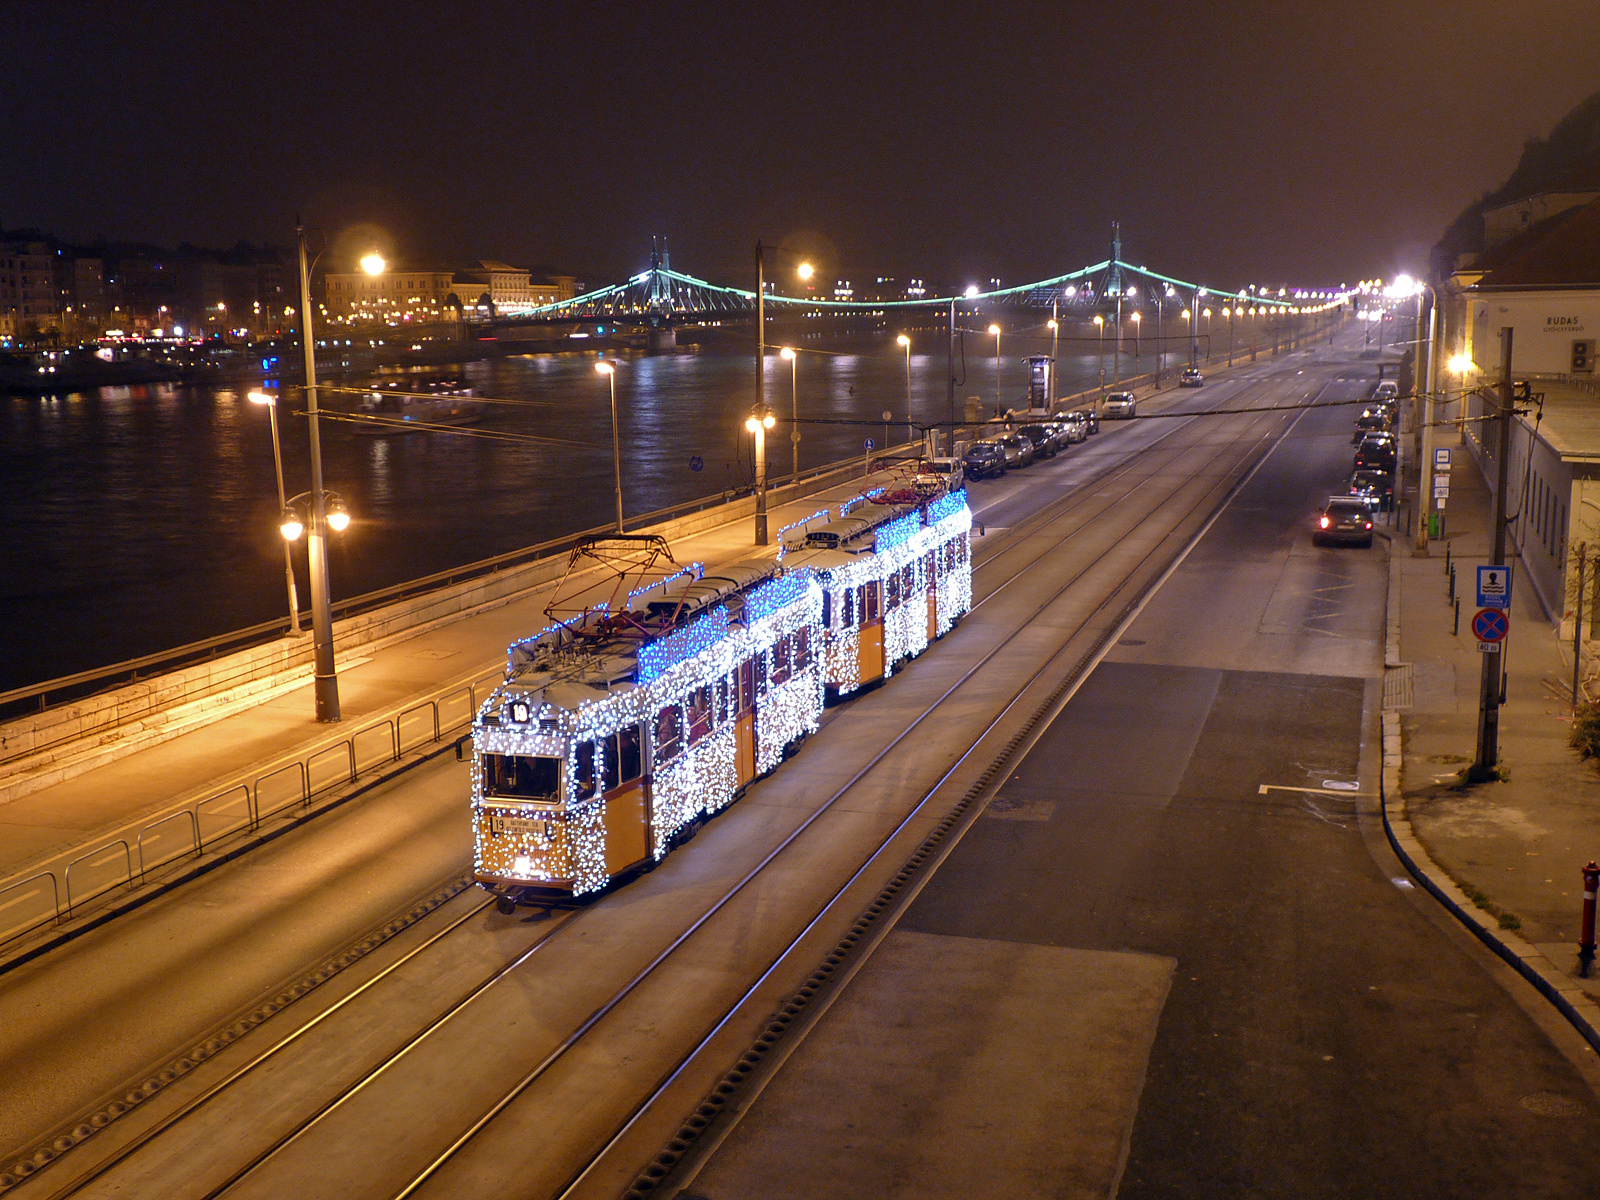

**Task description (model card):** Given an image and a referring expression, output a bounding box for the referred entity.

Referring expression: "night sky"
[6,2,1597,289]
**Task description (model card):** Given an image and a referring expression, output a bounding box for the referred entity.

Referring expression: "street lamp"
[1046,318,1059,408]
[896,334,912,445]
[595,361,624,533]
[1131,311,1142,377]
[293,220,350,722]
[249,390,302,634]
[361,253,386,276]
[753,242,812,545]
[746,404,776,537]
[988,324,1002,418]
[780,346,799,478]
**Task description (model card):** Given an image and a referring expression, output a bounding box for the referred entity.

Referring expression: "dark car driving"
[1348,468,1394,512]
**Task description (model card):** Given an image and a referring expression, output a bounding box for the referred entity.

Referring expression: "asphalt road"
[891,367,1600,1196]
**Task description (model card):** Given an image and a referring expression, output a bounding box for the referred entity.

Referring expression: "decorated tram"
[469,474,972,908]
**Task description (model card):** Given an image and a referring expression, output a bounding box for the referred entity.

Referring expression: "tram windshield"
[483,754,561,800]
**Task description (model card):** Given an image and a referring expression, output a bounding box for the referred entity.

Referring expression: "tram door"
[924,550,938,641]
[734,660,757,786]
[598,726,648,875]
[857,581,885,683]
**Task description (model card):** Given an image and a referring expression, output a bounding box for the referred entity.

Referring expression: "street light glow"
[763,413,776,429]
[327,508,351,532]
[965,285,980,297]
[796,262,814,280]
[1448,353,1473,375]
[361,254,386,276]
[280,516,304,541]
[745,415,760,432]
[248,390,274,405]
[779,346,796,360]
[595,361,614,375]
[987,324,1001,335]
[1046,319,1057,330]
[896,334,910,347]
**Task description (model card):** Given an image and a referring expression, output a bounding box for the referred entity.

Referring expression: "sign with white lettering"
[1434,447,1452,469]
[1477,566,1511,609]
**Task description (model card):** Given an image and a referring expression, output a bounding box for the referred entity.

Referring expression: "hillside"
[1435,89,1600,271]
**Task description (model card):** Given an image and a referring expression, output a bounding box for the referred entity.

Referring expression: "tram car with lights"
[469,475,972,909]
[780,481,972,697]
[470,537,824,909]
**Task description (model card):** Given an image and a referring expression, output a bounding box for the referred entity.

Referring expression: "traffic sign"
[1434,447,1452,470]
[1477,641,1502,655]
[1477,566,1511,609]
[864,438,875,451]
[1471,607,1508,643]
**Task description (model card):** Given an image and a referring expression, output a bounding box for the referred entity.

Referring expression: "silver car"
[1103,392,1137,419]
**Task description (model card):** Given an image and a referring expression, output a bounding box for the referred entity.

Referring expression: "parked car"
[1103,392,1137,419]
[1017,424,1066,459]
[1352,409,1391,443]
[997,433,1035,468]
[1314,496,1375,547]
[1179,367,1204,387]
[1057,411,1090,443]
[1348,468,1394,512]
[1354,436,1396,473]
[962,440,1007,479]
[919,456,966,488]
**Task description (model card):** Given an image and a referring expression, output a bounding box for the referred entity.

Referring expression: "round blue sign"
[1471,608,1508,642]
[864,438,875,451]
[689,455,704,472]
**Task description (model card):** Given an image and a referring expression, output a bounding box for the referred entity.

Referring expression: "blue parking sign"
[1477,565,1511,609]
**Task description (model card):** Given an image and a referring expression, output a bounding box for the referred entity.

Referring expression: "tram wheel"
[495,894,517,916]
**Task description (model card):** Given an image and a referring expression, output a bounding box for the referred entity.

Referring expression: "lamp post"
[1094,313,1104,377]
[1131,311,1142,379]
[753,242,812,545]
[988,324,1002,418]
[248,390,301,633]
[1046,316,1059,409]
[1228,305,1237,367]
[295,220,340,723]
[595,361,624,533]
[780,346,799,478]
[896,333,912,445]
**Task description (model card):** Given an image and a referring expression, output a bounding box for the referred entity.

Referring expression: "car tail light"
[1365,522,1373,529]
[1319,516,1330,529]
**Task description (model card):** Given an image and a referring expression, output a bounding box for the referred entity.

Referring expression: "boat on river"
[354,378,486,434]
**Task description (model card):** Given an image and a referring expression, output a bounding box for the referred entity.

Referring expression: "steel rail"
[41,360,1317,1200]
[389,379,1312,1199]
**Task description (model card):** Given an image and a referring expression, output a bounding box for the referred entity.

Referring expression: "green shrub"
[1573,703,1600,760]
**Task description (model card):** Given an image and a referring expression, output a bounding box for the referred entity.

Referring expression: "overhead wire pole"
[1473,329,1516,777]
[754,239,768,545]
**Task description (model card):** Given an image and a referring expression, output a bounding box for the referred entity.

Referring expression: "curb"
[1380,545,1600,1054]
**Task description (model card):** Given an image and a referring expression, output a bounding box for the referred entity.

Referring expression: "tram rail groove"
[587,378,1332,1200]
[387,379,1326,1200]
[16,365,1329,1200]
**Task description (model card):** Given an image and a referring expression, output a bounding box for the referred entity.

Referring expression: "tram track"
[15,363,1331,1200]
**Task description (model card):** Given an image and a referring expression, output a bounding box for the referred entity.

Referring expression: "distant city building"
[323,260,580,322]
[0,241,59,329]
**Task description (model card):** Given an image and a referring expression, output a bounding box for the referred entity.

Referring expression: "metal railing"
[0,670,502,953]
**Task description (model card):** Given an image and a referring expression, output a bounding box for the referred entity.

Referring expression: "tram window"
[756,651,769,697]
[922,552,934,585]
[886,572,900,610]
[902,563,915,594]
[574,742,599,800]
[716,676,730,723]
[739,659,756,712]
[771,636,792,686]
[614,724,642,783]
[654,706,682,765]
[864,582,881,621]
[841,588,855,627]
[795,626,812,670]
[687,686,712,745]
[821,590,832,628]
[484,754,560,800]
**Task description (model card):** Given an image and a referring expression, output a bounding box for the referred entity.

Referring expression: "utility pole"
[947,296,958,430]
[754,240,767,545]
[296,220,340,723]
[1415,288,1439,551]
[1473,329,1515,776]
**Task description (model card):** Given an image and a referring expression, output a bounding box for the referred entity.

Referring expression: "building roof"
[1471,197,1600,290]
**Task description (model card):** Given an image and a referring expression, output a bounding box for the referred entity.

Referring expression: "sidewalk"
[1391,429,1600,1005]
[0,339,1309,938]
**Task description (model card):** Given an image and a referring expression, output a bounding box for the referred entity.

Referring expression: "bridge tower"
[646,236,677,352]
